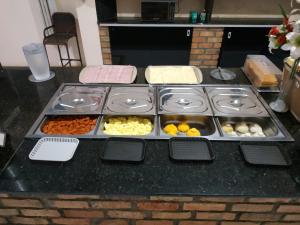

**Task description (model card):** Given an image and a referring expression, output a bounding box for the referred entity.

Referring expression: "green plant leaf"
[279,4,288,19]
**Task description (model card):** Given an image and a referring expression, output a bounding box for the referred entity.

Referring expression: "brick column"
[99,27,112,65]
[189,28,224,68]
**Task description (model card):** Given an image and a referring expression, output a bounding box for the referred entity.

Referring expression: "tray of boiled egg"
[216,117,280,138]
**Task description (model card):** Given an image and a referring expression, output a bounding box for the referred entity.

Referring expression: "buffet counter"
[0,67,300,225]
[99,17,281,28]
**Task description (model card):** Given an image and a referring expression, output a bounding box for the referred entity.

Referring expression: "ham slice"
[79,65,136,84]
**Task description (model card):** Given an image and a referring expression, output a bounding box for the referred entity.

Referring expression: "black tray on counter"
[101,137,146,162]
[239,142,292,166]
[169,137,215,161]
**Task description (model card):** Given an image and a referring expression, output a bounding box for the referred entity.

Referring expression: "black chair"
[43,12,83,67]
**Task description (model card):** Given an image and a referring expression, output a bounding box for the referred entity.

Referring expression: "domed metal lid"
[104,86,155,114]
[159,87,212,115]
[51,86,107,114]
[206,86,268,116]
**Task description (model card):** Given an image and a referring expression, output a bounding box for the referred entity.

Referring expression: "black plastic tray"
[169,137,215,161]
[240,143,292,166]
[101,137,146,162]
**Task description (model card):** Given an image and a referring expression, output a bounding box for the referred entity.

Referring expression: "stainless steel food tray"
[97,115,158,138]
[46,84,109,115]
[25,83,294,142]
[31,115,101,138]
[158,86,213,115]
[205,86,269,117]
[102,85,156,115]
[158,115,220,139]
[215,117,286,141]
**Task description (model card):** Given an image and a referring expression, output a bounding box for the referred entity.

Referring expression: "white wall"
[0,0,102,67]
[0,0,60,66]
[56,0,103,66]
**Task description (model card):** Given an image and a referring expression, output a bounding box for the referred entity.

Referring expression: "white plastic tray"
[29,137,79,162]
[145,66,203,84]
[79,65,137,84]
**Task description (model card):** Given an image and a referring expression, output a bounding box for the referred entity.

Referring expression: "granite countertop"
[0,67,300,197]
[99,17,280,28]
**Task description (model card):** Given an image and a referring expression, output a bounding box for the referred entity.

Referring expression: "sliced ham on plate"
[79,65,137,84]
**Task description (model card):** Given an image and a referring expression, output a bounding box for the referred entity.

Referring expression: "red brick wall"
[0,193,299,225]
[189,27,224,68]
[99,26,223,68]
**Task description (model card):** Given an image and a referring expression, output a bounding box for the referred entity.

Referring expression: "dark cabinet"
[95,0,117,22]
[219,27,289,69]
[109,27,193,67]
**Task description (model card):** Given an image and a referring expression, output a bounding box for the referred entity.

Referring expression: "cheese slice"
[148,66,199,84]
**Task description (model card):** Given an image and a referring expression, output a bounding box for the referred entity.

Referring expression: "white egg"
[227,131,238,137]
[249,123,263,133]
[235,122,249,134]
[239,132,251,137]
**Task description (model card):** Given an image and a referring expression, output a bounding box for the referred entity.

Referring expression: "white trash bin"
[22,43,54,82]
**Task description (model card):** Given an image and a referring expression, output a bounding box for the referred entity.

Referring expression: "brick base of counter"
[99,26,223,67]
[0,193,299,225]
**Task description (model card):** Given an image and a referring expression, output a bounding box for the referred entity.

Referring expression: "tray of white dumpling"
[217,117,279,138]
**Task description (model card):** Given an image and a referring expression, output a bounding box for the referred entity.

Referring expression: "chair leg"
[57,45,64,67]
[65,44,71,67]
[75,36,83,67]
[43,44,50,67]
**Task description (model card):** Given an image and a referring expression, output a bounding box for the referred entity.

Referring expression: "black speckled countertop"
[0,67,300,197]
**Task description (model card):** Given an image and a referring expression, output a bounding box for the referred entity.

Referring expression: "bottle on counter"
[190,11,198,24]
[200,10,207,23]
